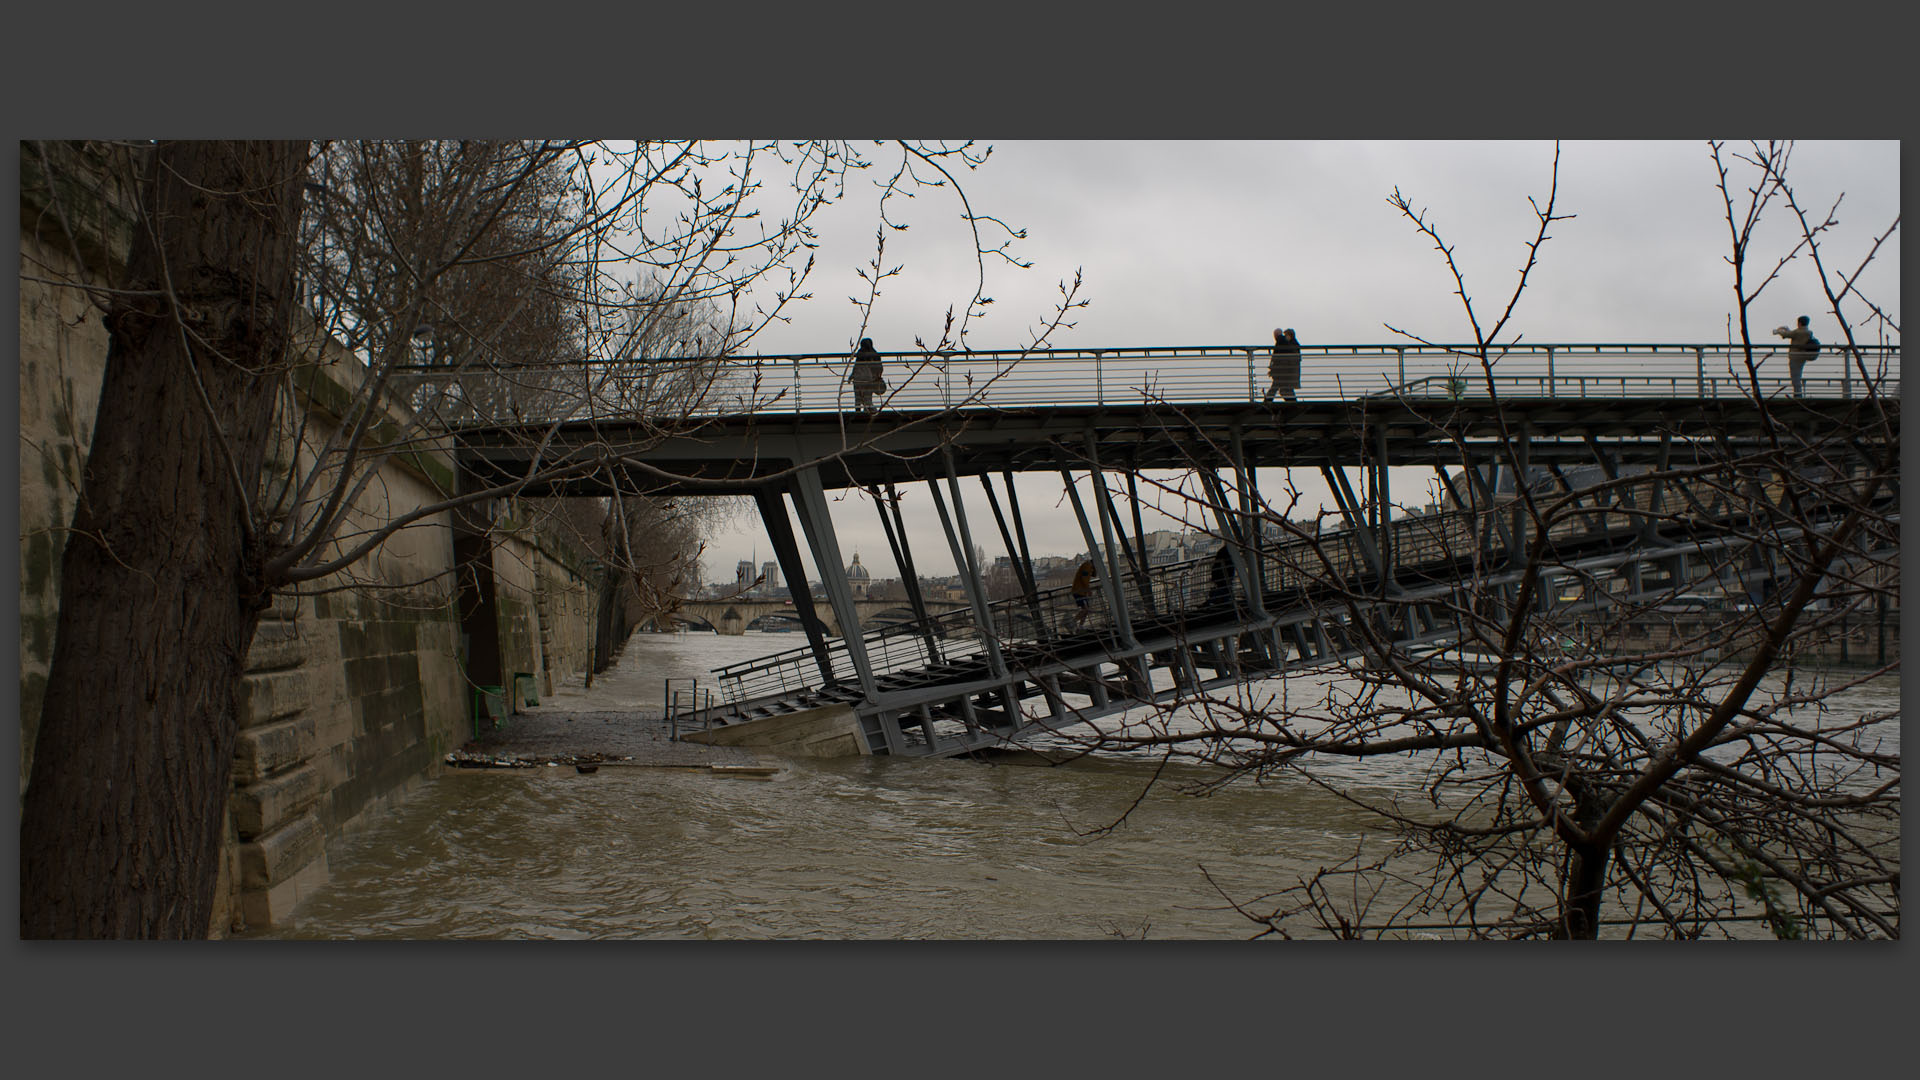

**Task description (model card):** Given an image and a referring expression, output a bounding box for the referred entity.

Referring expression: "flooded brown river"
[260,631,1899,940]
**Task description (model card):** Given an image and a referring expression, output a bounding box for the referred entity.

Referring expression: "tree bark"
[20,141,307,938]
[1555,842,1610,940]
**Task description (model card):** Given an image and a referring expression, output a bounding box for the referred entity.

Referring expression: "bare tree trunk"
[20,141,307,938]
[1557,845,1610,940]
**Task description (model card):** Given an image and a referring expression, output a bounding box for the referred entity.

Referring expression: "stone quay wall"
[17,141,131,794]
[485,512,600,707]
[18,142,603,935]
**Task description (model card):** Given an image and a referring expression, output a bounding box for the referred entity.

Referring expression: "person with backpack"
[1772,315,1820,396]
[849,337,886,413]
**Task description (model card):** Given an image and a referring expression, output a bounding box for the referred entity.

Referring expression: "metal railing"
[711,503,1483,704]
[708,463,1893,707]
[663,677,718,738]
[437,343,1900,424]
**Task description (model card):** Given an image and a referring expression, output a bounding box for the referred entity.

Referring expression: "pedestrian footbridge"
[440,341,1898,756]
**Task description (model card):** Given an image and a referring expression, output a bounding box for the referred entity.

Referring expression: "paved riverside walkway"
[454,651,766,770]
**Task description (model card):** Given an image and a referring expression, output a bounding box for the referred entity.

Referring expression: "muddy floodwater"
[260,631,1900,940]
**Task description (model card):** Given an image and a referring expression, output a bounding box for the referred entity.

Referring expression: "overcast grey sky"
[696,139,1901,587]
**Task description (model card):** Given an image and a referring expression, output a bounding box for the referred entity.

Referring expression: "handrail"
[410,342,1904,367]
[413,342,1900,425]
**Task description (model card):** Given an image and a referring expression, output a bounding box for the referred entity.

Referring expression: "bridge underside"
[450,393,1894,758]
[456,397,1874,497]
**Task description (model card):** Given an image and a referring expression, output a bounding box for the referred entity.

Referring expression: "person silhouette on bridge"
[1263,328,1301,401]
[1772,315,1819,396]
[850,337,886,413]
[1072,560,1096,626]
[1205,546,1234,609]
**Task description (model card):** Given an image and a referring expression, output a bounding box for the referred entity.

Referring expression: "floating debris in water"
[444,749,536,769]
[444,749,628,771]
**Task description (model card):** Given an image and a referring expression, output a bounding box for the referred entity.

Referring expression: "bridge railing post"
[1546,347,1555,397]
[1695,347,1705,398]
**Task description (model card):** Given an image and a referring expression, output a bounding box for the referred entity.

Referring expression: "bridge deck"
[431,343,1896,758]
[460,396,1888,497]
[447,342,1896,496]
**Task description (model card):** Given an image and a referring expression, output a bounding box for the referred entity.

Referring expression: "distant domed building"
[847,552,871,599]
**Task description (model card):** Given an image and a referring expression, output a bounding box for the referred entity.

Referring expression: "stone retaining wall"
[17,141,129,795]
[17,142,603,935]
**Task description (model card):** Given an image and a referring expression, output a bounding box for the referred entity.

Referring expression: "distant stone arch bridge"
[661,598,970,637]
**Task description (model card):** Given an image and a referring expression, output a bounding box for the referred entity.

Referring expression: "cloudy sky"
[693,139,1901,588]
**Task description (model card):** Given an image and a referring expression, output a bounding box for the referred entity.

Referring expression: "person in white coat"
[1772,315,1818,396]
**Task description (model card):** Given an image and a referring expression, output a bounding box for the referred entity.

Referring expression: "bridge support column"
[1124,470,1161,617]
[1206,443,1287,672]
[1110,464,1200,687]
[789,467,879,703]
[930,450,1008,683]
[875,483,941,667]
[954,695,983,739]
[1511,420,1531,569]
[1063,468,1146,694]
[981,473,1050,642]
[1582,428,1628,534]
[1373,422,1394,593]
[1093,467,1154,619]
[1642,433,1672,546]
[935,454,1027,729]
[1458,457,1513,562]
[1198,467,1276,670]
[755,486,837,684]
[1286,622,1313,662]
[1077,433,1144,654]
[1064,465,1154,697]
[1321,463,1384,580]
[1228,427,1272,624]
[1037,674,1069,721]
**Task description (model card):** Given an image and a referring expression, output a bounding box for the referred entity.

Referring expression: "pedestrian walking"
[1772,316,1820,396]
[1205,546,1234,608]
[849,337,886,413]
[1263,328,1302,401]
[1071,560,1096,626]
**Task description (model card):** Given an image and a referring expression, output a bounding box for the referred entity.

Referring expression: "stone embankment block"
[231,763,321,839]
[233,715,317,784]
[237,809,324,892]
[237,823,330,930]
[244,618,306,675]
[237,667,310,729]
[265,591,302,622]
